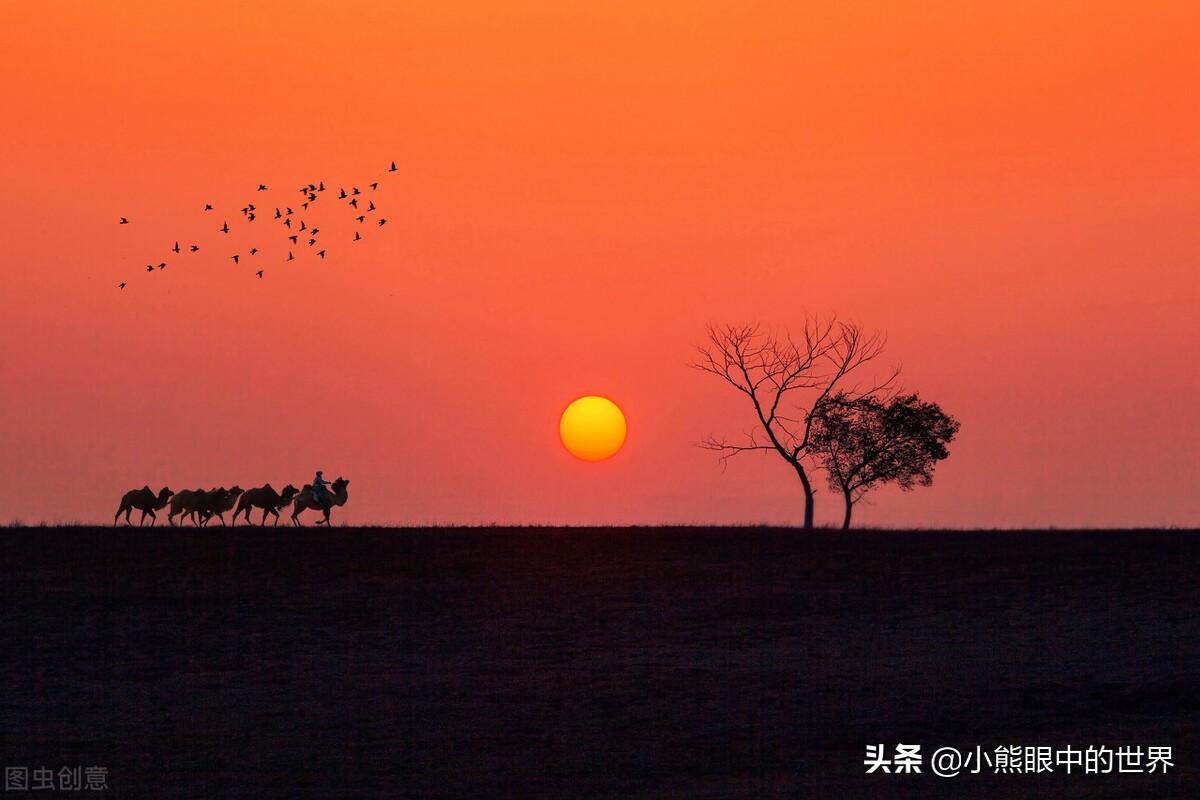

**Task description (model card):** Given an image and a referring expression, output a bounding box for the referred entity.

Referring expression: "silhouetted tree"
[810,392,960,529]
[693,319,896,529]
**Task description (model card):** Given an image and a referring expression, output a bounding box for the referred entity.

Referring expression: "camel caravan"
[114,476,350,527]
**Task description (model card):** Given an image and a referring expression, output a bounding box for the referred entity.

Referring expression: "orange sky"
[1,1,1197,526]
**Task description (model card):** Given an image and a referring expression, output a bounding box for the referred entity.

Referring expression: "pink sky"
[0,1,1197,526]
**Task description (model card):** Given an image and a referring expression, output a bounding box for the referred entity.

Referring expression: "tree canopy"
[809,392,960,528]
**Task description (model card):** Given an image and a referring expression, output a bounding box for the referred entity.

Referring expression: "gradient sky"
[1,1,1197,526]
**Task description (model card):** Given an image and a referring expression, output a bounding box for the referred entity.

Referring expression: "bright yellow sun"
[559,395,627,462]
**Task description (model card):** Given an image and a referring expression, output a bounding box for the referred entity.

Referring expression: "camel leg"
[114,505,126,526]
[215,512,227,526]
[146,509,156,526]
[261,508,269,526]
[124,507,133,526]
[139,509,147,526]
[291,506,302,526]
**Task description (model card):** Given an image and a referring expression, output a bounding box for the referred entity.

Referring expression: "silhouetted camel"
[291,477,349,526]
[198,486,244,526]
[168,489,208,526]
[114,486,174,526]
[233,484,299,526]
[168,486,242,526]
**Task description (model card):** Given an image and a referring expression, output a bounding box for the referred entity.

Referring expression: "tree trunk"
[841,488,854,530]
[792,461,815,530]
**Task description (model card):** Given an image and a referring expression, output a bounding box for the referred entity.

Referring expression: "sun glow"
[559,396,627,462]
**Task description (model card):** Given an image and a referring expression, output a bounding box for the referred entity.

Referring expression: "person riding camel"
[311,470,330,505]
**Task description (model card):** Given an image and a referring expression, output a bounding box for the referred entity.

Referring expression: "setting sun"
[559,396,627,462]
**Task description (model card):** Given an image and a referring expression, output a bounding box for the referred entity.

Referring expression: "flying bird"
[317,250,326,259]
[318,181,326,192]
[145,265,154,272]
[352,187,361,195]
[119,217,129,224]
[284,218,292,229]
[288,235,298,243]
[287,251,294,261]
[301,202,309,210]
[378,218,387,226]
[173,241,180,253]
[308,238,316,246]
[368,201,375,212]
[190,244,200,252]
[388,161,397,172]
[157,262,166,269]
[220,222,230,233]
[310,228,319,236]
[355,215,365,223]
[248,213,256,221]
[204,204,213,211]
[338,188,347,199]
[353,231,361,241]
[231,255,240,264]
[370,182,379,190]
[258,184,268,191]
[256,270,263,278]
[349,198,358,208]
[118,282,126,289]
[299,220,306,231]
[249,247,258,255]
[274,208,282,219]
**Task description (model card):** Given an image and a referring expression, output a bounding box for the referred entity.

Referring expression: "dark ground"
[1,527,1197,799]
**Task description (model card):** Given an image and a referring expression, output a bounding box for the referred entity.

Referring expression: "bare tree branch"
[693,318,899,529]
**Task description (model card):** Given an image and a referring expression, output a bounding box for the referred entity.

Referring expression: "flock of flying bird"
[116,161,399,288]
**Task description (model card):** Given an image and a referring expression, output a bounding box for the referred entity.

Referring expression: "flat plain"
[2,527,1197,799]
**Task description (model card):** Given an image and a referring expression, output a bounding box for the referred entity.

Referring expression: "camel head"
[157,487,174,500]
[228,485,245,499]
[280,484,299,501]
